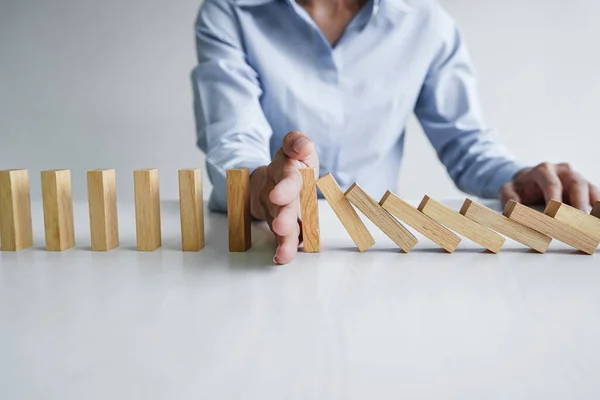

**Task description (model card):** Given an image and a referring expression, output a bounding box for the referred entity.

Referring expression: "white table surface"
[1,199,599,400]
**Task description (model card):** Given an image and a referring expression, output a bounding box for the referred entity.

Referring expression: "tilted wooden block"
[226,168,251,252]
[0,170,33,251]
[544,200,600,243]
[345,183,417,252]
[178,169,205,252]
[41,170,75,251]
[460,199,551,253]
[592,202,600,219]
[418,195,505,253]
[299,168,320,253]
[134,169,161,251]
[504,200,598,255]
[380,191,461,253]
[87,169,119,251]
[316,173,374,252]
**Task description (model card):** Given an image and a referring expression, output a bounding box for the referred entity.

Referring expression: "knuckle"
[536,162,552,172]
[559,162,573,172]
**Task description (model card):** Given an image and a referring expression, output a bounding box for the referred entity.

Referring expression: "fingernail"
[273,256,281,265]
[293,138,310,153]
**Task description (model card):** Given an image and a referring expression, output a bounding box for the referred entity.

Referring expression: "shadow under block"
[592,202,600,219]
[504,200,598,255]
[299,168,320,253]
[41,170,75,251]
[544,200,600,243]
[87,170,119,251]
[418,195,505,253]
[134,169,161,251]
[380,191,461,253]
[345,183,417,252]
[460,199,551,253]
[226,168,251,252]
[178,169,205,252]
[316,173,374,252]
[0,170,33,251]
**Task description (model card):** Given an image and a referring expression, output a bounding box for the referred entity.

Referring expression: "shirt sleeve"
[192,0,272,212]
[414,5,526,199]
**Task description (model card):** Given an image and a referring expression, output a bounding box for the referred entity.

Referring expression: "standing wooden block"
[134,169,161,251]
[299,168,320,253]
[544,200,600,242]
[0,170,33,251]
[178,169,205,252]
[87,169,119,251]
[316,173,374,252]
[592,202,600,219]
[381,191,461,253]
[41,170,75,251]
[460,199,551,253]
[418,195,505,253]
[226,168,251,252]
[345,183,417,252]
[504,200,598,255]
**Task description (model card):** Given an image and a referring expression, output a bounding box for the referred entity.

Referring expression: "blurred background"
[1,0,598,202]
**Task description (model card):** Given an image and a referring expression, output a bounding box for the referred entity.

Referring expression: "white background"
[1,0,598,202]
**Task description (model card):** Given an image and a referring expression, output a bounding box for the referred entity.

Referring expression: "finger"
[530,163,563,204]
[274,223,300,265]
[281,131,318,167]
[271,202,299,237]
[269,166,302,206]
[589,183,599,206]
[499,182,521,206]
[556,164,588,211]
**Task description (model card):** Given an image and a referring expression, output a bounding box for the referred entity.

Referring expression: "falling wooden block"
[381,191,461,253]
[0,170,33,251]
[460,198,551,253]
[316,173,374,252]
[592,202,600,219]
[544,200,600,243]
[504,200,598,255]
[226,168,251,252]
[299,168,320,253]
[134,169,161,251]
[41,170,75,251]
[345,183,417,252]
[178,168,205,252]
[418,195,505,253]
[87,169,119,251]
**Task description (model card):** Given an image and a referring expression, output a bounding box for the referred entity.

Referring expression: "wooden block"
[544,200,600,242]
[504,200,598,255]
[418,195,505,253]
[380,191,461,253]
[226,168,251,252]
[460,199,551,253]
[41,170,75,251]
[178,169,205,252]
[87,169,119,251]
[592,202,600,219]
[134,169,161,251]
[344,183,417,252]
[0,170,33,251]
[316,173,374,252]
[299,168,320,253]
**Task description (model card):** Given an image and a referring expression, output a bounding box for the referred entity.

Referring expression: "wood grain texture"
[504,200,598,255]
[0,170,33,251]
[592,202,600,219]
[345,183,417,252]
[381,191,461,253]
[226,168,251,252]
[544,200,600,242]
[316,173,374,252]
[418,195,505,253]
[178,169,205,252]
[41,170,75,251]
[134,169,161,251]
[87,169,119,251]
[299,168,320,253]
[460,198,551,253]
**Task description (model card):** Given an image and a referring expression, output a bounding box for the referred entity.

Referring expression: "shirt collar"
[236,0,413,12]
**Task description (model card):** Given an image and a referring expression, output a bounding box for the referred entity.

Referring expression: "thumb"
[281,130,318,167]
[499,182,521,206]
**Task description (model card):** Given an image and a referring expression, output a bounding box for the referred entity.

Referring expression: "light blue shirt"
[192,0,524,211]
